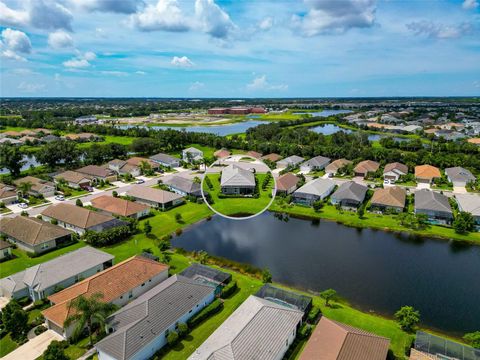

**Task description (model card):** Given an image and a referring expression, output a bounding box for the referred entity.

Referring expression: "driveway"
[417,183,431,190]
[0,296,9,310]
[2,330,63,360]
[453,186,467,194]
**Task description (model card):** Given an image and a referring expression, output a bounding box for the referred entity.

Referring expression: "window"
[189,310,192,313]
[141,283,145,287]
[128,290,133,299]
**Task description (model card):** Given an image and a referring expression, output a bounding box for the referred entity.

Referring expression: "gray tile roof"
[188,295,303,360]
[445,167,475,184]
[149,153,180,166]
[294,178,335,197]
[164,176,201,195]
[331,181,368,203]
[278,155,305,167]
[415,189,452,214]
[95,275,215,360]
[126,185,183,204]
[455,194,480,217]
[301,156,331,169]
[221,165,255,187]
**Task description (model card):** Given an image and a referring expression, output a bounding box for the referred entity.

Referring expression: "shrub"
[43,340,69,360]
[188,299,223,328]
[34,325,48,336]
[175,228,183,236]
[50,219,58,225]
[220,280,237,299]
[298,323,312,339]
[167,331,179,346]
[307,306,321,323]
[83,226,132,247]
[394,306,420,332]
[112,190,118,197]
[177,322,188,337]
[75,199,83,207]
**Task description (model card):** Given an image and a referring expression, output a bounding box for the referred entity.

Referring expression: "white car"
[54,195,65,201]
[135,179,145,184]
[18,202,28,209]
[383,179,390,185]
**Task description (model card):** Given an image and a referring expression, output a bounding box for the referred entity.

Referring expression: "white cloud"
[0,2,29,27]
[1,28,31,61]
[171,56,194,67]
[406,21,474,39]
[135,70,146,75]
[462,0,478,10]
[63,51,96,68]
[246,75,288,91]
[258,17,273,31]
[18,81,45,93]
[189,81,205,91]
[48,30,73,49]
[195,0,236,39]
[292,0,376,36]
[100,70,129,76]
[71,0,143,14]
[130,0,190,32]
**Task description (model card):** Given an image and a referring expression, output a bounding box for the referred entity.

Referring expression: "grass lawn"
[270,200,480,244]
[203,173,274,217]
[0,333,18,357]
[172,144,217,159]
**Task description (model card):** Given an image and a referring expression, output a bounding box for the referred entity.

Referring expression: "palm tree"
[139,160,152,175]
[17,181,32,199]
[64,293,117,346]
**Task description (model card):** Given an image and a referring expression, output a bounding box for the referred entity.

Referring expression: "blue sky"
[0,0,479,97]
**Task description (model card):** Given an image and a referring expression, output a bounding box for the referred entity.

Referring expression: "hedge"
[187,299,223,328]
[220,280,237,299]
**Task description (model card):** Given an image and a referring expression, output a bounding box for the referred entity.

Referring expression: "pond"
[310,124,412,142]
[0,154,41,174]
[172,212,480,335]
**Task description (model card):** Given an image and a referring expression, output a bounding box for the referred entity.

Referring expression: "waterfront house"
[179,263,232,295]
[413,331,480,360]
[455,194,480,226]
[445,167,475,187]
[0,246,113,300]
[354,160,380,178]
[54,170,92,189]
[415,165,441,185]
[76,165,117,183]
[163,175,202,197]
[277,155,305,169]
[14,176,56,198]
[41,203,126,235]
[276,173,300,195]
[414,189,453,224]
[325,159,353,176]
[330,181,368,209]
[0,215,72,254]
[126,185,184,210]
[220,164,256,195]
[189,295,304,360]
[214,149,231,159]
[293,178,336,206]
[91,195,150,219]
[300,156,331,173]
[95,275,216,360]
[42,256,169,338]
[0,183,17,204]
[246,150,262,159]
[182,147,203,163]
[298,317,390,360]
[370,186,406,212]
[383,162,408,183]
[0,240,12,260]
[149,153,181,168]
[261,153,283,163]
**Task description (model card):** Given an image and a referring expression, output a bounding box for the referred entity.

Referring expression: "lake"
[0,154,41,174]
[172,212,480,335]
[310,124,411,142]
[293,110,353,117]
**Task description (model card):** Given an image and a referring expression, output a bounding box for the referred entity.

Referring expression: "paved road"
[2,330,63,360]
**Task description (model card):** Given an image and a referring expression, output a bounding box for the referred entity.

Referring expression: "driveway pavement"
[2,330,63,360]
[0,296,9,310]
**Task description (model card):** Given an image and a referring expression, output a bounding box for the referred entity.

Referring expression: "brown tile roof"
[0,215,71,246]
[126,185,183,204]
[371,186,406,208]
[126,157,158,168]
[91,195,150,217]
[325,159,353,173]
[354,160,380,174]
[276,173,300,191]
[0,184,16,200]
[467,138,480,145]
[299,317,390,360]
[76,165,115,178]
[246,151,262,159]
[384,162,408,175]
[34,128,52,134]
[42,256,168,327]
[214,149,231,158]
[0,239,12,250]
[20,129,37,136]
[19,136,37,142]
[14,176,55,193]
[41,203,115,229]
[261,153,282,162]
[415,165,441,180]
[54,171,92,184]
[1,131,21,137]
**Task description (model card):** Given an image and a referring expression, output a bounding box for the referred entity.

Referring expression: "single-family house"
[300,156,331,173]
[76,165,117,183]
[325,159,353,176]
[179,263,232,295]
[220,164,256,195]
[95,275,216,360]
[0,183,17,204]
[42,256,169,338]
[246,150,262,159]
[41,203,127,235]
[188,295,304,360]
[149,153,181,168]
[0,138,22,145]
[126,185,184,210]
[54,171,92,189]
[415,165,441,184]
[107,159,141,177]
[0,240,12,260]
[455,194,480,226]
[293,178,335,205]
[126,157,159,170]
[276,173,300,195]
[41,134,60,143]
[445,167,475,187]
[33,128,52,135]
[330,181,368,209]
[383,162,408,183]
[1,130,21,138]
[214,149,231,159]
[182,147,203,163]
[261,153,283,163]
[64,133,99,142]
[0,215,72,254]
[0,246,113,300]
[14,176,56,198]
[91,195,150,219]
[19,129,37,137]
[354,160,380,178]
[298,316,390,360]
[414,189,453,224]
[412,331,480,360]
[19,135,38,144]
[370,186,406,212]
[163,176,202,197]
[277,155,305,169]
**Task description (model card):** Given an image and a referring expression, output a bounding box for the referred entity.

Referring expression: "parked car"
[86,186,94,192]
[383,179,390,185]
[18,202,28,209]
[135,179,145,184]
[54,195,65,201]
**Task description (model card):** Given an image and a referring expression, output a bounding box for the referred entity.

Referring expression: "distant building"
[455,194,480,226]
[54,170,92,189]
[14,176,56,198]
[261,153,283,163]
[150,153,181,168]
[246,150,263,159]
[214,149,231,159]
[0,183,17,205]
[76,165,117,182]
[91,195,150,219]
[277,155,305,169]
[207,107,266,115]
[383,162,408,183]
[75,115,97,124]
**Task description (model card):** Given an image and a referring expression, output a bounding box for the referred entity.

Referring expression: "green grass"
[270,200,480,244]
[171,144,217,159]
[203,173,274,217]
[0,333,18,357]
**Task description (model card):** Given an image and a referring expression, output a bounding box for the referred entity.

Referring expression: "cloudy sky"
[0,0,479,97]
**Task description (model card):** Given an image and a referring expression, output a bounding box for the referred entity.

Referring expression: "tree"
[2,300,29,341]
[167,330,179,346]
[320,289,337,307]
[143,220,152,235]
[262,268,272,283]
[139,160,153,175]
[193,176,201,184]
[463,331,480,349]
[175,213,183,223]
[197,250,209,264]
[177,322,189,337]
[112,190,118,197]
[0,144,25,177]
[76,199,83,207]
[43,340,69,360]
[312,200,323,212]
[394,306,420,332]
[36,140,79,169]
[64,293,117,345]
[453,212,475,234]
[17,181,33,198]
[158,239,170,252]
